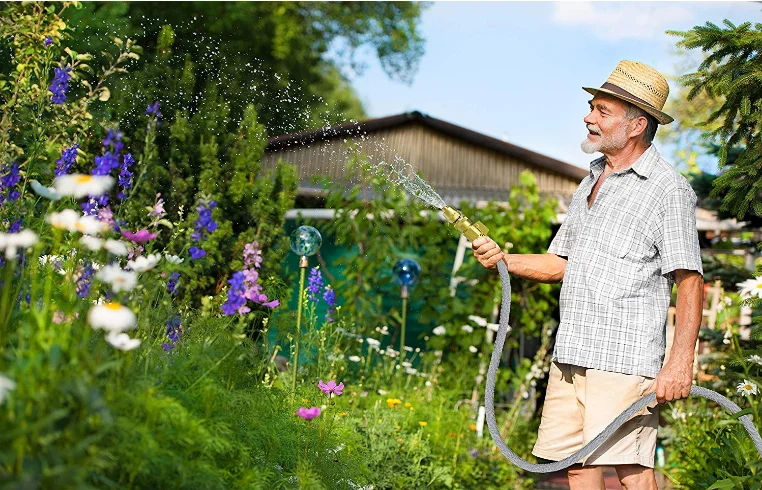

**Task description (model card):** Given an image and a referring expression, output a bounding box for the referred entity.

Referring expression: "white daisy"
[74,215,108,235]
[461,325,474,333]
[736,277,762,300]
[0,230,38,260]
[366,338,381,347]
[47,209,81,232]
[468,345,478,353]
[0,374,16,405]
[87,302,137,333]
[54,174,114,199]
[433,325,446,336]
[104,239,129,256]
[348,355,362,363]
[747,355,762,366]
[79,235,104,251]
[127,253,161,272]
[95,264,137,293]
[737,379,758,396]
[30,179,61,201]
[104,331,141,351]
[164,253,183,264]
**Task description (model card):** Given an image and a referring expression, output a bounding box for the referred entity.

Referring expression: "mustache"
[586,124,601,135]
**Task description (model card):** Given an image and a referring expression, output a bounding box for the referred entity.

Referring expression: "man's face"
[581,93,631,155]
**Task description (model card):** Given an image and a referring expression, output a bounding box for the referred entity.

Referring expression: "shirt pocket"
[617,214,656,268]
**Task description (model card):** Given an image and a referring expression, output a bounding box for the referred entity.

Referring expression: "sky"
[339,1,761,173]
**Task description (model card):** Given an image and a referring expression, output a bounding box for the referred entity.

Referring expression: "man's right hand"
[472,236,505,270]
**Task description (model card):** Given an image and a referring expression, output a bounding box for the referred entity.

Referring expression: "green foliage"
[62,1,427,138]
[668,20,762,221]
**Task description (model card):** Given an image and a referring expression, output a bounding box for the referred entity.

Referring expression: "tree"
[668,20,762,221]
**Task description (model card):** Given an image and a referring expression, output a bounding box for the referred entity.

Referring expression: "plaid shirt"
[548,145,703,378]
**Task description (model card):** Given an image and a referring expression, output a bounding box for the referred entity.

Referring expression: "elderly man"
[473,60,704,490]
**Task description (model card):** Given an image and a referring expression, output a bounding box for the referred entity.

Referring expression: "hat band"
[600,82,657,110]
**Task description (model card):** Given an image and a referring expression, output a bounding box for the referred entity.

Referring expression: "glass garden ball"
[393,258,421,287]
[290,226,322,256]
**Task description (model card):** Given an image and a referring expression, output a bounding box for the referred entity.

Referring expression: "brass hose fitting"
[442,206,489,241]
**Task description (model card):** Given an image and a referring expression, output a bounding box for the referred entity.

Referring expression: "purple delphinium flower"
[296,407,321,420]
[49,65,71,104]
[102,129,124,154]
[92,152,120,176]
[81,198,99,216]
[149,194,166,218]
[55,144,79,176]
[469,448,479,458]
[162,314,182,351]
[0,162,21,204]
[167,272,180,295]
[117,153,134,200]
[8,218,22,234]
[323,286,337,323]
[192,201,218,242]
[243,241,263,269]
[145,102,162,120]
[222,272,248,315]
[318,379,344,396]
[98,206,115,229]
[76,262,95,299]
[306,267,323,302]
[44,36,53,47]
[189,246,206,260]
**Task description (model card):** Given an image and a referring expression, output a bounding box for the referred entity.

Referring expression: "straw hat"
[583,60,673,125]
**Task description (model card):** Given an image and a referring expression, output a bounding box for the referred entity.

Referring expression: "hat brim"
[583,87,673,125]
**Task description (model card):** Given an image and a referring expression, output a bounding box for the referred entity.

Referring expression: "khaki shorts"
[532,361,659,468]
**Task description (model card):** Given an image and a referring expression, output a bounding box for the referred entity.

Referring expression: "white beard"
[580,122,629,154]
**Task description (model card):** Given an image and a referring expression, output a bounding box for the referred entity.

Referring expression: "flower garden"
[0,3,761,489]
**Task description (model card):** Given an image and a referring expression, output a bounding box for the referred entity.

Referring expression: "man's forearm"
[667,271,704,366]
[501,253,565,283]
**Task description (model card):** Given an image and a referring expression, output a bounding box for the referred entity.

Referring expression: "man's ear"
[629,115,648,140]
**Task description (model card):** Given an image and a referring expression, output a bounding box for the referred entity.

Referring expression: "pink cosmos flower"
[318,380,344,396]
[121,228,157,243]
[296,407,321,420]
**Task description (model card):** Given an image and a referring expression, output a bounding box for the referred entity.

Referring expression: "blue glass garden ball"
[290,226,322,256]
[393,258,421,287]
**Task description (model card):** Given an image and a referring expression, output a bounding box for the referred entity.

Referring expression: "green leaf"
[741,97,751,117]
[730,407,754,420]
[706,479,737,490]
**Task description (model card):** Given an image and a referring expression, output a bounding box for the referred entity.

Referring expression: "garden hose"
[486,259,762,472]
[441,205,762,472]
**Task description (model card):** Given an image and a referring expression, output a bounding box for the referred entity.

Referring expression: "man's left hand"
[643,361,694,404]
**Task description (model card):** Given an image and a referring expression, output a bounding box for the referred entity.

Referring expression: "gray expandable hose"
[485,259,762,473]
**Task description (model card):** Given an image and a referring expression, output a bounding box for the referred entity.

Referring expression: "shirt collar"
[588,144,659,179]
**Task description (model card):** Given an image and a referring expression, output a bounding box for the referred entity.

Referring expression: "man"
[473,60,704,490]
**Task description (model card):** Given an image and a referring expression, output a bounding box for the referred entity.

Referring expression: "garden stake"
[441,205,762,473]
[400,285,408,361]
[292,255,308,395]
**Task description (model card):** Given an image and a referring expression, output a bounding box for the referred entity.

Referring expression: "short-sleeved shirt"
[548,144,703,378]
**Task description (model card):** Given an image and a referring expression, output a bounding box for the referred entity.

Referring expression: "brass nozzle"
[442,206,489,241]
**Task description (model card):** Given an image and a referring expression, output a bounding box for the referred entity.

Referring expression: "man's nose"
[583,111,596,126]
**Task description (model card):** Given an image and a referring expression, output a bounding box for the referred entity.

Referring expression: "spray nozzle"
[442,206,489,241]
